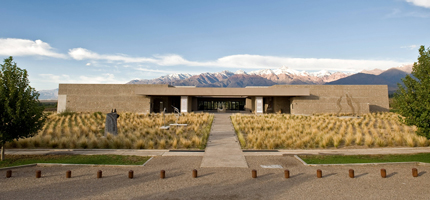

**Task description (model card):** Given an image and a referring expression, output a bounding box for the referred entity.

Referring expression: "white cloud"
[385,7,430,18]
[406,0,430,8]
[68,48,158,63]
[401,45,419,50]
[86,63,91,66]
[67,47,408,72]
[39,73,126,84]
[0,38,67,58]
[135,67,175,73]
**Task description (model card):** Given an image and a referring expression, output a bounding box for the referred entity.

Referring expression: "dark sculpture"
[105,109,120,136]
[336,94,361,117]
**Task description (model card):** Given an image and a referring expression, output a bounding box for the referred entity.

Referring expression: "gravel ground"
[1,156,429,200]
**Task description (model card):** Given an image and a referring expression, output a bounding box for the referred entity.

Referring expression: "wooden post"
[66,170,71,178]
[412,168,418,177]
[160,170,165,179]
[192,169,197,178]
[381,169,386,178]
[317,169,322,178]
[349,169,354,178]
[252,170,257,178]
[284,170,290,179]
[36,170,41,178]
[129,170,133,179]
[6,170,12,178]
[97,170,102,178]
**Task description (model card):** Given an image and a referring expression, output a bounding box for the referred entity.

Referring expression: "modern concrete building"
[57,84,389,115]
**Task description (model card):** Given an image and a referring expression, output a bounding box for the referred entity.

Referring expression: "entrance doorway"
[197,98,245,111]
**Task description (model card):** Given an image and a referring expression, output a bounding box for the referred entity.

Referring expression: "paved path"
[5,149,168,156]
[244,147,430,156]
[200,113,248,168]
[5,147,430,157]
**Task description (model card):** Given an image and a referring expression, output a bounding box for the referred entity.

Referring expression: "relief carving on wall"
[336,93,361,116]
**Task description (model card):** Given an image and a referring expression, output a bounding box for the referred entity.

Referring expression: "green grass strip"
[299,153,430,164]
[0,154,150,168]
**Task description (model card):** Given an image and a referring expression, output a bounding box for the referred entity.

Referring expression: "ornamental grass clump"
[8,112,213,150]
[231,112,429,149]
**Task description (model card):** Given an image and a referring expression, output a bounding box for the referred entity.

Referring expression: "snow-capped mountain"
[360,64,413,75]
[310,70,331,77]
[164,73,193,80]
[128,73,192,84]
[249,69,276,75]
[272,66,305,76]
[245,66,350,84]
[235,70,247,75]
[38,64,415,100]
[127,66,351,86]
[128,71,235,85]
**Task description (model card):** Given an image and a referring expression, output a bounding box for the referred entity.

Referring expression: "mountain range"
[128,65,413,93]
[327,64,413,93]
[128,66,352,87]
[38,64,414,99]
[38,88,58,100]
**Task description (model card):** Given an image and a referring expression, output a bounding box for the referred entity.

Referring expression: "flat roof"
[136,87,310,97]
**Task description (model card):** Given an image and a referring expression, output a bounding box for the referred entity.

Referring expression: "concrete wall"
[58,84,168,113]
[271,85,389,115]
[59,84,389,115]
[273,97,290,114]
[245,97,254,113]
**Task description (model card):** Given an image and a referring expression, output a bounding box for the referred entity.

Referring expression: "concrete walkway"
[6,147,430,157]
[200,113,248,168]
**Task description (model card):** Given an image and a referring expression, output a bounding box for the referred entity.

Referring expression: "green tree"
[394,45,430,139]
[0,57,46,161]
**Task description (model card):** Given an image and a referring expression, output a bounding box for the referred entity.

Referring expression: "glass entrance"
[198,99,245,111]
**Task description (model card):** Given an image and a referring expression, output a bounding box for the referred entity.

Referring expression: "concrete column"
[181,96,188,113]
[255,97,263,114]
[57,95,67,113]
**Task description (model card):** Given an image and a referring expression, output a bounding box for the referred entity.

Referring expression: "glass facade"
[198,99,245,111]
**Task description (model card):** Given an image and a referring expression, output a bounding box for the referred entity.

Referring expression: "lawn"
[5,112,214,149]
[299,153,430,164]
[0,154,150,168]
[231,112,429,149]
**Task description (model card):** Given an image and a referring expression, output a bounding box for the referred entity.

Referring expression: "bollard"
[284,170,290,179]
[36,170,41,178]
[317,169,322,178]
[412,168,418,177]
[252,170,257,178]
[192,169,197,178]
[160,170,165,179]
[129,170,134,179]
[97,170,102,179]
[349,169,354,178]
[381,169,386,178]
[66,170,71,178]
[6,170,12,178]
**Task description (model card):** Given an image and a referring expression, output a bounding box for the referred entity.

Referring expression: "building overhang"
[136,87,310,97]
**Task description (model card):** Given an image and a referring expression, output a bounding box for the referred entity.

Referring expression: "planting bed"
[231,112,429,149]
[6,112,213,149]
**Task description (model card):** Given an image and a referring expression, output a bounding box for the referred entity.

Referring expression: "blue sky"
[1,0,429,90]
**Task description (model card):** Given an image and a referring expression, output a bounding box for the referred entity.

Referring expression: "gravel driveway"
[1,156,429,200]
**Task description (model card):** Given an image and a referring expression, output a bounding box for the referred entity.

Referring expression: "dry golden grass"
[231,112,429,149]
[6,112,213,149]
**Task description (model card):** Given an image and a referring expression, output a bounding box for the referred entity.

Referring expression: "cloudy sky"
[1,0,429,90]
